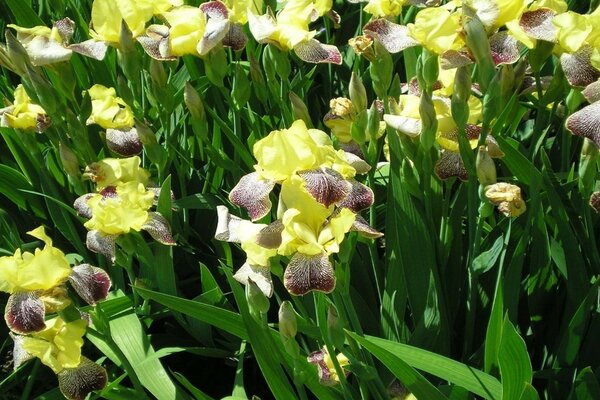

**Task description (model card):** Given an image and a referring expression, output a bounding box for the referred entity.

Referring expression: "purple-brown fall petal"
[489,31,521,65]
[338,179,375,212]
[561,45,600,88]
[284,252,335,296]
[69,264,111,306]
[5,292,46,334]
[256,219,284,249]
[351,214,384,238]
[519,8,557,42]
[141,212,176,245]
[565,101,600,148]
[582,80,600,104]
[86,230,117,263]
[105,127,143,156]
[223,24,248,51]
[229,172,275,221]
[298,168,351,207]
[57,356,108,400]
[440,49,474,69]
[74,194,94,219]
[294,39,342,64]
[363,19,419,54]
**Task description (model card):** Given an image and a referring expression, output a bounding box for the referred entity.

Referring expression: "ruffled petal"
[69,264,111,305]
[565,101,600,148]
[338,178,374,212]
[105,127,143,156]
[284,252,335,295]
[233,262,273,297]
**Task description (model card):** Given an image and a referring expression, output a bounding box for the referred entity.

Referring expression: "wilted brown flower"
[485,182,526,217]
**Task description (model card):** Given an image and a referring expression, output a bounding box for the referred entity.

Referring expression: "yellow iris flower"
[162,6,207,57]
[364,0,405,18]
[253,120,356,182]
[408,7,463,55]
[84,181,155,235]
[278,176,355,256]
[85,156,150,190]
[0,85,47,131]
[20,317,87,374]
[0,227,71,294]
[86,84,134,130]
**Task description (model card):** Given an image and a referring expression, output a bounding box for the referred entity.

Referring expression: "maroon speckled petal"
[58,356,108,400]
[256,219,283,249]
[294,39,342,64]
[440,49,474,69]
[284,252,335,296]
[582,80,600,103]
[566,101,600,148]
[54,18,75,43]
[435,151,468,181]
[338,179,375,212]
[105,127,143,156]
[136,35,174,60]
[142,212,175,245]
[489,31,521,65]
[519,8,557,42]
[561,46,600,88]
[69,264,112,305]
[364,19,419,54]
[298,168,351,207]
[229,172,275,221]
[73,194,94,219]
[86,230,117,263]
[5,292,45,334]
[223,24,248,51]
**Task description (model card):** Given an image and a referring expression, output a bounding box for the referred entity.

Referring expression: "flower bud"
[149,59,167,88]
[463,11,495,93]
[476,146,496,187]
[289,92,312,127]
[278,301,298,339]
[327,305,345,349]
[184,82,206,121]
[246,278,270,315]
[370,41,393,98]
[419,90,438,150]
[350,72,367,113]
[59,142,81,178]
[367,101,380,141]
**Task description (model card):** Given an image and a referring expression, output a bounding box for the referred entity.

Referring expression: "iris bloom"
[11,317,108,400]
[0,227,111,334]
[89,0,182,44]
[75,159,175,263]
[363,0,406,18]
[8,18,107,66]
[217,120,381,296]
[307,347,350,385]
[248,0,342,64]
[0,84,50,132]
[86,84,142,156]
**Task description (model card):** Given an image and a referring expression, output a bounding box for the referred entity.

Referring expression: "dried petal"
[364,19,419,54]
[435,151,468,181]
[57,356,108,400]
[283,252,335,296]
[233,262,273,297]
[294,39,342,64]
[86,230,117,263]
[489,31,521,65]
[338,179,374,212]
[561,46,600,88]
[519,8,557,42]
[229,172,275,221]
[105,127,143,156]
[5,292,45,334]
[141,212,175,245]
[297,168,351,207]
[69,264,111,305]
[566,101,600,148]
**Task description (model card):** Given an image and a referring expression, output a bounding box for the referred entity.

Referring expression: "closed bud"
[246,278,270,315]
[419,90,438,150]
[463,10,495,92]
[59,142,80,178]
[476,146,496,187]
[149,59,167,87]
[278,301,298,339]
[289,92,312,127]
[367,102,380,141]
[371,40,393,98]
[451,66,471,128]
[5,31,29,76]
[118,21,140,83]
[350,72,367,113]
[184,82,206,121]
[421,50,439,88]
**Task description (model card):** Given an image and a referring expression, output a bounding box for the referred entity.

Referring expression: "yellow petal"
[553,11,592,53]
[408,7,462,55]
[163,6,207,56]
[87,84,134,129]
